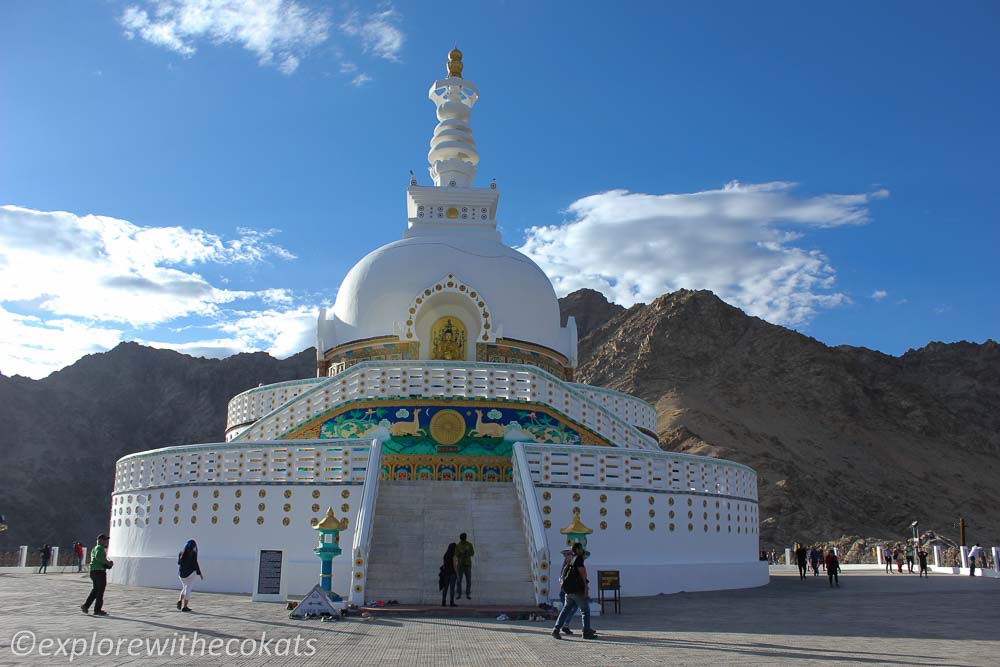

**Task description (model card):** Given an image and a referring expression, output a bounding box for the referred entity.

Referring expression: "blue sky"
[1,1,997,378]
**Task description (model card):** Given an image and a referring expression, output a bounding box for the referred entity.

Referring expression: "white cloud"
[0,307,124,378]
[120,0,331,73]
[518,181,889,327]
[351,72,373,86]
[0,205,294,327]
[871,289,888,301]
[139,303,317,363]
[340,7,404,61]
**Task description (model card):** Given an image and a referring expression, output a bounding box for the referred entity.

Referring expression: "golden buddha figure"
[431,317,466,360]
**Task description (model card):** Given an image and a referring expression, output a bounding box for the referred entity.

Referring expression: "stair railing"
[512,441,552,605]
[349,439,383,605]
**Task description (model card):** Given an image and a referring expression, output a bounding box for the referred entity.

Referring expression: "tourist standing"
[81,534,113,616]
[37,544,51,574]
[176,540,203,612]
[74,542,85,573]
[918,548,929,578]
[455,532,475,600]
[439,543,457,607]
[825,550,840,588]
[795,545,808,580]
[905,543,915,573]
[552,542,597,640]
[884,546,893,574]
[968,543,983,577]
[894,546,904,573]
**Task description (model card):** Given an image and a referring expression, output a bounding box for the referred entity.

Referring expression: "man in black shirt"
[552,543,597,640]
[795,545,808,580]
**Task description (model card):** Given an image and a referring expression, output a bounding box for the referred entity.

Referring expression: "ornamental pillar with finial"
[560,509,594,551]
[427,47,480,188]
[312,507,348,599]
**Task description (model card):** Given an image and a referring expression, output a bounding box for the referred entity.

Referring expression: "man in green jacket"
[81,534,113,615]
[455,533,475,600]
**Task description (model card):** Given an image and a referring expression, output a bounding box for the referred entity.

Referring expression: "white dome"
[323,228,571,360]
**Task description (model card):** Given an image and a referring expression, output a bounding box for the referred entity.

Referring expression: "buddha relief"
[430,317,467,360]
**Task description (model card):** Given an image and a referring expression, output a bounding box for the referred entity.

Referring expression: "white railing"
[519,443,758,502]
[512,443,552,604]
[112,439,374,493]
[349,440,383,605]
[226,378,325,438]
[232,361,658,450]
[569,383,657,433]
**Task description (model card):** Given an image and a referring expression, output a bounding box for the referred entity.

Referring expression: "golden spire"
[312,507,349,531]
[560,509,593,535]
[447,47,463,78]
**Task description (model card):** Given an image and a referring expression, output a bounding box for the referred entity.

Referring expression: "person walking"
[439,543,457,607]
[918,548,929,578]
[795,545,808,580]
[81,534,113,616]
[176,540,203,611]
[894,547,904,573]
[809,548,820,576]
[37,545,51,574]
[552,542,597,640]
[825,550,841,588]
[455,533,475,600]
[905,543,915,574]
[884,546,893,574]
[74,542,85,573]
[968,543,983,577]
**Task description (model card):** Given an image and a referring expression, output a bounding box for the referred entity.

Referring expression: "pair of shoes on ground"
[441,602,458,607]
[176,601,192,612]
[552,627,598,640]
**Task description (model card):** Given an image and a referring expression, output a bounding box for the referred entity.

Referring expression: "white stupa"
[108,50,766,603]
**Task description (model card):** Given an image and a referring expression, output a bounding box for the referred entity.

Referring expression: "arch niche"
[403,275,494,361]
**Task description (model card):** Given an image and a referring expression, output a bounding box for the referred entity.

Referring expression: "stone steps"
[364,481,535,605]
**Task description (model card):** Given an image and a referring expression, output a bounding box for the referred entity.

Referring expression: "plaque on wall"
[252,549,286,602]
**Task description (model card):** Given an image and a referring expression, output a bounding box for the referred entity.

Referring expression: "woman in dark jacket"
[177,540,203,611]
[439,543,457,607]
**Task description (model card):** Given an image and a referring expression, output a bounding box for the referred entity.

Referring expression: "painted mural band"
[280,398,609,482]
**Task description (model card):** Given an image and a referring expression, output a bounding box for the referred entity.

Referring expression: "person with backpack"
[81,534,113,615]
[825,550,841,588]
[552,542,597,640]
[177,540,203,611]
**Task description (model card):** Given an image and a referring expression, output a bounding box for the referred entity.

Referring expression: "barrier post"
[876,545,883,566]
[18,546,27,568]
[960,546,969,570]
[50,546,59,569]
[784,548,792,565]
[992,547,1000,575]
[933,545,942,568]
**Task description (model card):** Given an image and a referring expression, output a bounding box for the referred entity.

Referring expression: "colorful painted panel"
[324,339,421,376]
[476,341,572,381]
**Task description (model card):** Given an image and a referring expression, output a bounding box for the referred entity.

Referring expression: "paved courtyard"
[0,570,997,666]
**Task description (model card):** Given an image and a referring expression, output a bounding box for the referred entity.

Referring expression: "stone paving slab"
[0,571,997,666]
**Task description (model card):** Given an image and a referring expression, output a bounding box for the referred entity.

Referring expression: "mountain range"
[1,288,997,552]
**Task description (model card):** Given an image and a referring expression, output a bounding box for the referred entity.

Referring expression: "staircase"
[364,481,535,605]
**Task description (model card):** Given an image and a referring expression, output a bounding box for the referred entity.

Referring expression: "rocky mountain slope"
[571,289,1000,548]
[1,290,997,551]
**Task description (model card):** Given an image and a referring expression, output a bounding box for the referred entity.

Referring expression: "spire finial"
[447,47,463,78]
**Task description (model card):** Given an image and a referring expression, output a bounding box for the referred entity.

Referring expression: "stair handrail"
[512,441,551,604]
[349,438,383,605]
